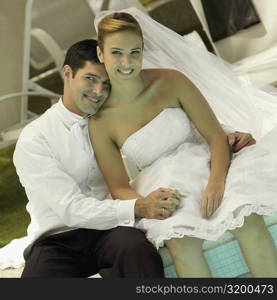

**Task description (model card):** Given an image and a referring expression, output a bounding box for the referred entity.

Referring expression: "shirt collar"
[55,98,89,127]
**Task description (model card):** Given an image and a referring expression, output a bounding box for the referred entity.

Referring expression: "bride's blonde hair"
[97,12,143,51]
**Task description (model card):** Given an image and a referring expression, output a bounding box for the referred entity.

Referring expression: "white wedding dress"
[121,107,277,249]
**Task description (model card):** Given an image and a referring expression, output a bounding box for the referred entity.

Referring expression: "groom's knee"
[109,227,154,252]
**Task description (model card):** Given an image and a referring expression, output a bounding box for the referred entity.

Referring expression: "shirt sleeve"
[13,132,136,230]
[220,124,235,134]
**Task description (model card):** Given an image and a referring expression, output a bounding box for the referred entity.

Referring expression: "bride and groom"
[1,7,277,277]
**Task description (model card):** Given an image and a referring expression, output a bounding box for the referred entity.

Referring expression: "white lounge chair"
[189,0,277,87]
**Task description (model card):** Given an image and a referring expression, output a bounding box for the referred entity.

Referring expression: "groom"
[14,39,255,278]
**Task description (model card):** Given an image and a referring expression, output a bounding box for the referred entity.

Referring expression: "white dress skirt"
[121,108,277,249]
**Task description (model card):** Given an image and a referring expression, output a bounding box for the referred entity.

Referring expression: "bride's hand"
[201,181,225,218]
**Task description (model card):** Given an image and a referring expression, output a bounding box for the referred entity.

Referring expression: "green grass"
[0,144,30,247]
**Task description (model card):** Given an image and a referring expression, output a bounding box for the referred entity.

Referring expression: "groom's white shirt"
[13,99,136,254]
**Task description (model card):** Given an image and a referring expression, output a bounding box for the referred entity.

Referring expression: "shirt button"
[124,220,130,224]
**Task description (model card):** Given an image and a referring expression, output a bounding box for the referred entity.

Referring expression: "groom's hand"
[134,188,180,220]
[228,131,256,153]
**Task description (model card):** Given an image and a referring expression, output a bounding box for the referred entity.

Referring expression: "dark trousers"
[21,227,164,278]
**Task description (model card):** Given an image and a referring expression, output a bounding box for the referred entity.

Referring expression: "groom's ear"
[97,46,104,63]
[63,65,72,80]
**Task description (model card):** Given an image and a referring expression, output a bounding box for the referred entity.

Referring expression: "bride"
[90,7,277,277]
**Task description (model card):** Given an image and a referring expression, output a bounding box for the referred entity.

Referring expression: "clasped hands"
[135,188,181,220]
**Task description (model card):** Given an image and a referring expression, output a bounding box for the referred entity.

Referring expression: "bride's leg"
[231,213,277,277]
[165,236,211,278]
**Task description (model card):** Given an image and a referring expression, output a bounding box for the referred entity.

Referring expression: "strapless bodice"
[121,108,197,168]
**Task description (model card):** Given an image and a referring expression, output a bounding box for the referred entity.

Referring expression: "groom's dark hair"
[63,39,100,77]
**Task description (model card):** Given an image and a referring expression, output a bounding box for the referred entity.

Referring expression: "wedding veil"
[94,7,277,140]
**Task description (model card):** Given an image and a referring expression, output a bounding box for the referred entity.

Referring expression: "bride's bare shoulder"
[88,108,111,132]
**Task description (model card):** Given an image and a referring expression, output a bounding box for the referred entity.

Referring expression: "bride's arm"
[170,70,231,218]
[88,118,141,201]
[88,117,180,220]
